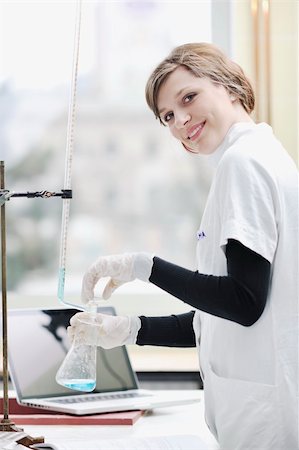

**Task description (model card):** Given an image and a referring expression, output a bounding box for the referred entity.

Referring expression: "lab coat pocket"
[206,365,283,450]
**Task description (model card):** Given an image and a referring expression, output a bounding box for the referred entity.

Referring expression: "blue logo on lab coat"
[196,230,206,240]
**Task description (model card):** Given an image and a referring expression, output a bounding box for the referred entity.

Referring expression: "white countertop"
[7,391,219,449]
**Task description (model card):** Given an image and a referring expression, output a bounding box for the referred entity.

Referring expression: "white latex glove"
[68,312,141,349]
[81,252,153,303]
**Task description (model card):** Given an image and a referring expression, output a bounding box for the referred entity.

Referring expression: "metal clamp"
[0,189,72,202]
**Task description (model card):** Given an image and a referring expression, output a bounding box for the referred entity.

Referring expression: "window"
[0,1,220,372]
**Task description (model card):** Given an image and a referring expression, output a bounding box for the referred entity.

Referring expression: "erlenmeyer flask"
[56,302,98,392]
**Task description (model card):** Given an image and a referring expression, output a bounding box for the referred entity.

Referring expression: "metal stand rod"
[0,160,11,426]
[0,161,44,446]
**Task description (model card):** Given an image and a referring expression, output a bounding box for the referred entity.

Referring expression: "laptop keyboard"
[50,391,151,404]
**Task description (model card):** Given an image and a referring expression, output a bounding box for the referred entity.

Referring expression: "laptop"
[7,306,200,415]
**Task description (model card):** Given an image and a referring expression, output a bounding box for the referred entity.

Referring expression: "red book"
[0,397,143,425]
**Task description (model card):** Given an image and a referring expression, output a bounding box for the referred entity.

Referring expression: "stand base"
[0,418,44,447]
[0,418,23,432]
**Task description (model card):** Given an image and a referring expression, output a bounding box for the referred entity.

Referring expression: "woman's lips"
[187,121,206,141]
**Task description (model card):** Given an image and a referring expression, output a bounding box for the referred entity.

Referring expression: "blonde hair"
[145,43,255,124]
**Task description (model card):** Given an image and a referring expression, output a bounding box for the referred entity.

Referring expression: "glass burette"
[55,0,100,393]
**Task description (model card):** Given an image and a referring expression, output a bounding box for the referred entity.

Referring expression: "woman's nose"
[175,111,191,129]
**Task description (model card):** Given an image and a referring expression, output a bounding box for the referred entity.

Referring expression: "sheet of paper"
[0,431,32,450]
[31,434,208,450]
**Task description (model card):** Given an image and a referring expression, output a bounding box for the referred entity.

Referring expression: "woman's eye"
[163,112,173,123]
[183,93,196,103]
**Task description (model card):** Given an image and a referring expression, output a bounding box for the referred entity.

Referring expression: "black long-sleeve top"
[137,239,271,347]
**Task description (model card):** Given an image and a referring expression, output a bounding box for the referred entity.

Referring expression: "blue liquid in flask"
[60,379,96,392]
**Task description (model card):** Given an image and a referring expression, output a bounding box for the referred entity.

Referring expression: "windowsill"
[127,345,199,372]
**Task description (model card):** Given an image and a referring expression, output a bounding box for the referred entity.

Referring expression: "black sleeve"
[137,311,196,347]
[148,239,271,327]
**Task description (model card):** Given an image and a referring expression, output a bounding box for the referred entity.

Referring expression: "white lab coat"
[193,123,299,450]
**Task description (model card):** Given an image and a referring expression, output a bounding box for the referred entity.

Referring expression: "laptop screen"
[7,307,138,400]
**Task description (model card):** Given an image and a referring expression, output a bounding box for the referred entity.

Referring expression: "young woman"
[69,43,298,450]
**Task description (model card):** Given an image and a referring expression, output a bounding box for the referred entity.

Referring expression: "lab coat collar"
[206,121,256,168]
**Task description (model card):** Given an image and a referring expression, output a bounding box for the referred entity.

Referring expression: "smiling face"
[157,66,251,155]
